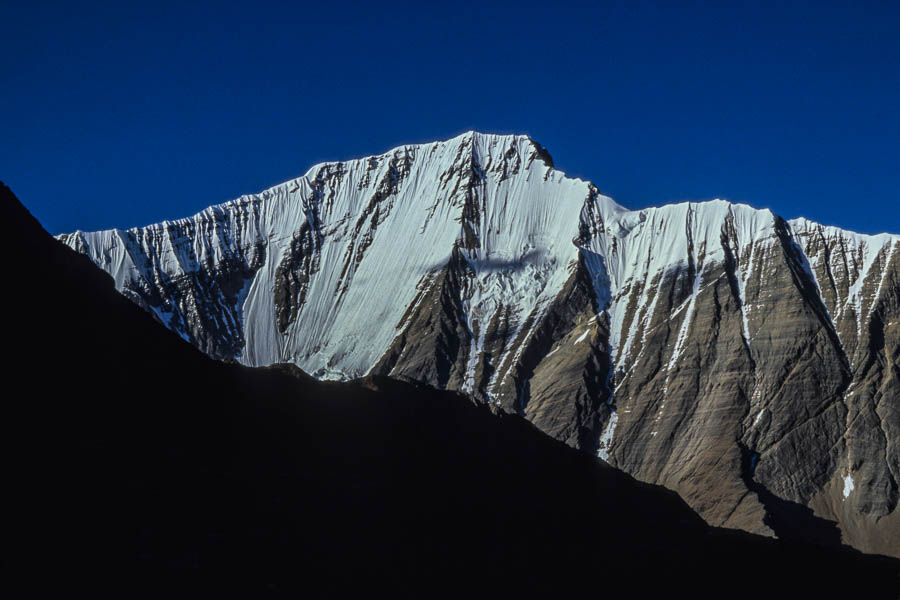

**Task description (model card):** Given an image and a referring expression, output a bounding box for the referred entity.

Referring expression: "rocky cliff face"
[59,132,900,556]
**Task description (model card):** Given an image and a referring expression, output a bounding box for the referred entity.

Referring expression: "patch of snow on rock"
[843,474,855,499]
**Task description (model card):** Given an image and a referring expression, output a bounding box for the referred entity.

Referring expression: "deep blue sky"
[3,0,898,235]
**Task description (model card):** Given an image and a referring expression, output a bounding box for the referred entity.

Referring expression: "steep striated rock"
[790,219,900,552]
[60,132,900,557]
[59,196,268,359]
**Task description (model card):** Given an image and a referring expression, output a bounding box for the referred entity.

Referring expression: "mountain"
[58,132,900,557]
[7,181,900,596]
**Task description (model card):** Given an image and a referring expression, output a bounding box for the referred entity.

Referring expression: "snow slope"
[61,133,623,377]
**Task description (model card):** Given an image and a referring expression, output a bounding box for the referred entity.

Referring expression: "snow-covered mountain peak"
[52,136,900,551]
[58,134,896,383]
[54,137,900,558]
[290,130,551,182]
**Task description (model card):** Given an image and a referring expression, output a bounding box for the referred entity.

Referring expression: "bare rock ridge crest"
[59,131,900,557]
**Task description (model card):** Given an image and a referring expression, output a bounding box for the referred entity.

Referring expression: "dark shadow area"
[739,443,844,547]
[423,248,545,276]
[756,484,845,547]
